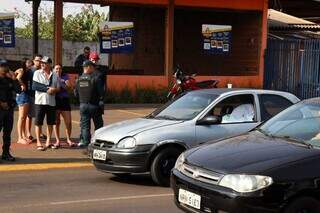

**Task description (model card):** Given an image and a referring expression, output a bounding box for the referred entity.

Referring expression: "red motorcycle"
[167,67,219,100]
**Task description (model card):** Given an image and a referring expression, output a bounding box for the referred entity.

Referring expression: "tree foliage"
[15,4,107,42]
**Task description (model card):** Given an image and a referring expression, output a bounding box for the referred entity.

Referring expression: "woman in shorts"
[53,64,75,148]
[15,59,32,144]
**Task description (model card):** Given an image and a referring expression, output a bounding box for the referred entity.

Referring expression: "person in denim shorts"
[15,59,32,144]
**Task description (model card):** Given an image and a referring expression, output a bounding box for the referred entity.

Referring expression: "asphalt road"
[0,168,181,213]
[1,105,183,213]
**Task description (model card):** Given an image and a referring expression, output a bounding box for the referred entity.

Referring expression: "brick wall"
[110,6,262,77]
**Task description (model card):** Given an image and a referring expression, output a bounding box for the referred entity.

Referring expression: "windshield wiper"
[270,135,313,148]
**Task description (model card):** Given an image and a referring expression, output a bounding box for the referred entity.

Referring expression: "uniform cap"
[83,60,95,67]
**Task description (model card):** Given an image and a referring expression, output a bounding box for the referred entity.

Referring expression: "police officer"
[89,52,107,114]
[0,60,22,161]
[75,60,104,148]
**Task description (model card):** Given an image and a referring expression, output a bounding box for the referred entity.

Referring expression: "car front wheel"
[284,196,320,213]
[150,147,182,187]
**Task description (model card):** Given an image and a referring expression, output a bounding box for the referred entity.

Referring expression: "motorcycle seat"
[195,80,219,88]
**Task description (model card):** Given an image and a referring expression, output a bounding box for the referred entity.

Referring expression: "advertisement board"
[0,13,15,48]
[202,24,231,54]
[99,21,134,53]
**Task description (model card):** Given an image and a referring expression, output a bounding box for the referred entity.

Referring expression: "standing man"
[26,54,46,141]
[0,60,22,161]
[89,52,107,114]
[75,46,90,76]
[75,60,104,148]
[32,56,60,151]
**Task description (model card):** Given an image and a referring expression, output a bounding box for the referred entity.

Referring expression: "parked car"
[171,97,320,213]
[89,89,299,186]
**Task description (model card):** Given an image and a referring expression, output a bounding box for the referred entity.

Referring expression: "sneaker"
[78,143,88,148]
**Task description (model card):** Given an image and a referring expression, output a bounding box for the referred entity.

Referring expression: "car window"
[260,103,320,147]
[259,94,293,121]
[210,94,256,124]
[150,93,218,120]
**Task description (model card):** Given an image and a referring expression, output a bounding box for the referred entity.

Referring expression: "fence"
[264,38,320,99]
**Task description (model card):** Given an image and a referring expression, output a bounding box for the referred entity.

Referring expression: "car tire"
[284,196,320,213]
[150,147,182,187]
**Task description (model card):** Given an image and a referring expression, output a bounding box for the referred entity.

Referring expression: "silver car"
[89,89,299,186]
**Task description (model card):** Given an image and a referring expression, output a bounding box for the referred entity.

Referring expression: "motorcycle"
[167,67,219,100]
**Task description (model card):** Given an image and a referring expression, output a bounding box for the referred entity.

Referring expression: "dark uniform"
[93,65,107,111]
[0,64,22,161]
[75,63,104,147]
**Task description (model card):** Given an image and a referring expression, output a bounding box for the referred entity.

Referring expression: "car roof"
[188,88,300,102]
[190,88,290,95]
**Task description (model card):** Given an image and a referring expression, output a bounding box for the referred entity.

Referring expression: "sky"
[0,0,109,27]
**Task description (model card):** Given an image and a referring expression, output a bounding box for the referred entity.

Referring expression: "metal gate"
[264,38,320,99]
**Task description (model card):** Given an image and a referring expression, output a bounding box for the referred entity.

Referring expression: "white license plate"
[93,149,107,161]
[178,188,201,210]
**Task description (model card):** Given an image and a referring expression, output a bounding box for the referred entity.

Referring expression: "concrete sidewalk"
[1,105,157,170]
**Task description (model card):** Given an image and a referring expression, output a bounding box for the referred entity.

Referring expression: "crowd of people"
[0,46,106,162]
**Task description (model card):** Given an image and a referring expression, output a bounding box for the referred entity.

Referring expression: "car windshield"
[259,101,320,147]
[148,93,218,121]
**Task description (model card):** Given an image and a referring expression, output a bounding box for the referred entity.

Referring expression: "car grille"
[180,163,223,185]
[93,139,114,148]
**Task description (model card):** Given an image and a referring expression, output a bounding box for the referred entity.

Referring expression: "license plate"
[93,149,107,161]
[178,188,201,210]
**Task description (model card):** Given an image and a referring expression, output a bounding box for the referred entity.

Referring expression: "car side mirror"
[197,116,221,125]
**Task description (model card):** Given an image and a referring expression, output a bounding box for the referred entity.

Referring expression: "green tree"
[15,4,107,42]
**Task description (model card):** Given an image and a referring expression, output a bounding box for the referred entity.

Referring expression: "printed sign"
[0,13,15,48]
[202,24,231,54]
[99,22,134,53]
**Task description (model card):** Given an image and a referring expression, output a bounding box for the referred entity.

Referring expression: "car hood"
[185,131,320,174]
[95,118,184,144]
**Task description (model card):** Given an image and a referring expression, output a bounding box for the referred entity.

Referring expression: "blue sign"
[0,14,15,48]
[202,24,231,54]
[100,22,134,54]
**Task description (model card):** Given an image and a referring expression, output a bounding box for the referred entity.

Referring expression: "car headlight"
[117,137,136,149]
[174,153,185,172]
[218,174,273,193]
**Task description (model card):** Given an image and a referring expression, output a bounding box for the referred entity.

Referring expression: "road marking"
[0,162,92,172]
[51,193,174,205]
[116,109,145,116]
[2,193,174,210]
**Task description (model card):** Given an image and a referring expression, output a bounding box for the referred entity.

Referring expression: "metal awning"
[268,9,320,31]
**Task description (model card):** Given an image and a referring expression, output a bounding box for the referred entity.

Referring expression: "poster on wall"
[99,21,134,54]
[202,24,231,54]
[0,13,15,48]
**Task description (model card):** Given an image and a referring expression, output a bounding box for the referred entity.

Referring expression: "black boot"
[2,151,15,162]
[2,146,16,161]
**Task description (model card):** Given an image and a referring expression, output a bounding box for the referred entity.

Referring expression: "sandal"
[24,137,33,144]
[37,146,46,151]
[67,141,76,148]
[17,139,29,145]
[45,144,53,149]
[28,136,34,141]
[51,144,60,149]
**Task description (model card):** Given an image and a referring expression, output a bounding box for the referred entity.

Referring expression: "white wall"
[0,37,109,66]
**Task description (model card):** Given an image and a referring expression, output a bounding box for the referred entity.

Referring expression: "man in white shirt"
[32,56,60,151]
